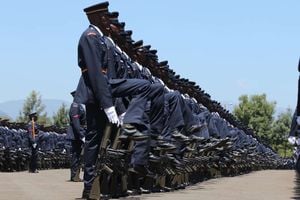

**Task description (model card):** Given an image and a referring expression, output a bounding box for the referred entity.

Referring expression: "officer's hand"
[118,113,126,126]
[288,136,296,145]
[32,143,37,148]
[104,106,120,126]
[297,116,300,125]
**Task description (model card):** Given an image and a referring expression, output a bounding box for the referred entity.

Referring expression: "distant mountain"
[0,110,11,119]
[0,99,71,120]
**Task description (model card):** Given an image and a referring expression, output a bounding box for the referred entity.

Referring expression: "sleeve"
[79,105,87,138]
[78,31,113,109]
[297,75,300,116]
[27,124,34,144]
[70,105,85,140]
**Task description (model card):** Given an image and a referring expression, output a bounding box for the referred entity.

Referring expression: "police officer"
[289,60,300,141]
[67,90,86,182]
[162,90,202,140]
[102,23,165,138]
[78,24,123,198]
[27,112,39,173]
[78,23,164,198]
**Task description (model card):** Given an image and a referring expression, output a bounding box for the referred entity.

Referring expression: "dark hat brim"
[84,2,109,14]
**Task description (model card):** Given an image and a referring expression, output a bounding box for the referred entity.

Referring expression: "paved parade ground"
[0,169,297,200]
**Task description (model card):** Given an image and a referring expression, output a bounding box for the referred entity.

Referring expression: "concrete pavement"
[0,169,296,200]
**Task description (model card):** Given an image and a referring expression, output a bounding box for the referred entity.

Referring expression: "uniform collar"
[123,51,129,59]
[115,45,122,53]
[90,24,103,37]
[107,36,115,45]
[134,62,143,71]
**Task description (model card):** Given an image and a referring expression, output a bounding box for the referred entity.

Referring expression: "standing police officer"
[78,24,121,198]
[27,112,39,173]
[67,90,86,182]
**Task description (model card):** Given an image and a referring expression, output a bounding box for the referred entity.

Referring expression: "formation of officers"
[0,2,294,200]
[68,3,293,200]
[0,117,70,172]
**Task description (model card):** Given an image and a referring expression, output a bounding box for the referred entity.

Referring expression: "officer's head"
[28,112,38,122]
[84,2,109,27]
[109,22,121,34]
[106,11,124,34]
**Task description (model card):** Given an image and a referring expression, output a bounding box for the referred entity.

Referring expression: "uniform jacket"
[67,102,86,141]
[78,25,113,109]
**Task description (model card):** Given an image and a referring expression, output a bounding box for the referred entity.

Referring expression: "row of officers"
[0,116,71,173]
[69,23,291,199]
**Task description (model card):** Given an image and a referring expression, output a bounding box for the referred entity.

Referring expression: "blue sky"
[0,0,299,113]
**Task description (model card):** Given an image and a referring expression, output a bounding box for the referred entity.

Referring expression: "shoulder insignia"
[87,32,97,36]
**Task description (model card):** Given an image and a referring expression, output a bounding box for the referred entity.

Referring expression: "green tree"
[52,103,69,128]
[271,108,293,157]
[17,90,51,125]
[233,94,276,144]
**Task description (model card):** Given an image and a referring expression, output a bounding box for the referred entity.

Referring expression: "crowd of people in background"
[0,117,70,172]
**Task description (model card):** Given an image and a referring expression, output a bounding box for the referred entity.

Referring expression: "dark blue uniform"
[67,101,86,181]
[290,74,300,137]
[78,25,113,193]
[103,36,167,171]
[162,91,198,140]
[78,25,165,193]
[27,122,39,173]
[102,36,165,135]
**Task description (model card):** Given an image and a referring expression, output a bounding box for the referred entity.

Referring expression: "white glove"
[81,137,85,143]
[118,113,126,126]
[104,106,120,126]
[297,116,300,125]
[32,143,37,148]
[288,136,296,145]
